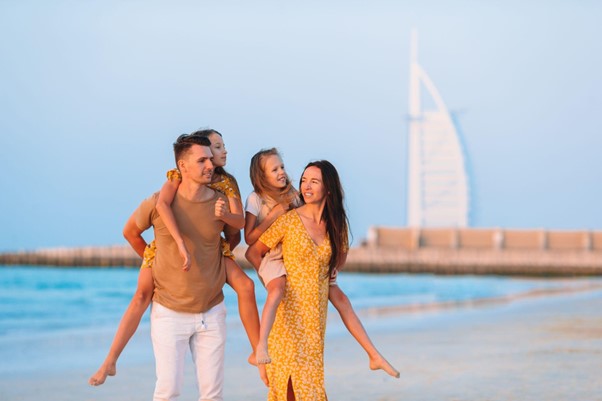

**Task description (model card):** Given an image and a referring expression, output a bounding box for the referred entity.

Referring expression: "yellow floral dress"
[140,168,240,268]
[259,210,333,401]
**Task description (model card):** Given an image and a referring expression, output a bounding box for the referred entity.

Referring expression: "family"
[88,129,399,401]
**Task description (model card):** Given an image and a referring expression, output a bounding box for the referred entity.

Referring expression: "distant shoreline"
[1,244,601,276]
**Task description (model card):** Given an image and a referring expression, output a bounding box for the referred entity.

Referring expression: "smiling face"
[207,132,227,168]
[179,144,214,185]
[263,154,288,190]
[300,165,326,205]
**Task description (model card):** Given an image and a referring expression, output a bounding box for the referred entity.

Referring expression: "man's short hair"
[173,133,212,164]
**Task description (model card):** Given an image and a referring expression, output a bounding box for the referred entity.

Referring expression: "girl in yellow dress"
[89,129,260,386]
[246,160,398,401]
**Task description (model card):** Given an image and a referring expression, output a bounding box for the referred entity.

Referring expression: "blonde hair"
[249,148,300,207]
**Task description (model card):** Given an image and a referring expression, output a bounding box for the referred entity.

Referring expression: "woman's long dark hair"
[300,160,350,276]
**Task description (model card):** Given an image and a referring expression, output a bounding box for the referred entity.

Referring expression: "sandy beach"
[1,286,601,401]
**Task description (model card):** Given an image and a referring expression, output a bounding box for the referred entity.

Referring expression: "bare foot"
[248,351,257,366]
[258,363,269,387]
[369,354,400,378]
[88,361,116,386]
[255,342,271,364]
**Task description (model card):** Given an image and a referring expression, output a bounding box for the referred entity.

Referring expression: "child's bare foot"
[88,361,116,386]
[248,351,257,366]
[255,342,271,364]
[369,354,400,378]
[258,363,269,387]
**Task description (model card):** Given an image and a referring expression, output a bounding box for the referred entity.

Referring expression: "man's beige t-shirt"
[135,190,228,313]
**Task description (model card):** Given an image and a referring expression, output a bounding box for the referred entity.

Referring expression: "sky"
[1,1,601,252]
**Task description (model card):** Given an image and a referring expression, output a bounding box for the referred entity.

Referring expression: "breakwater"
[352,226,602,275]
[1,227,601,275]
[0,245,141,268]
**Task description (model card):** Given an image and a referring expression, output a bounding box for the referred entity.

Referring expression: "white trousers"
[151,301,227,401]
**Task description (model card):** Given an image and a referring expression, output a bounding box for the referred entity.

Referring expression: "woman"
[245,148,399,380]
[246,160,348,401]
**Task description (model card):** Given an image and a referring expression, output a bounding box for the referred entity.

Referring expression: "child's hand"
[268,203,287,219]
[214,198,227,219]
[329,268,338,285]
[280,201,292,212]
[177,243,191,271]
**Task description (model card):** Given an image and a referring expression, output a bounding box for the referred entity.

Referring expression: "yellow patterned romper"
[260,210,342,401]
[140,169,240,268]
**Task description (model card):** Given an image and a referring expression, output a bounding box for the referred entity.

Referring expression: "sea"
[0,265,598,377]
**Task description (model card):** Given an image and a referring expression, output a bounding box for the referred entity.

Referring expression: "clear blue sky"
[1,1,601,251]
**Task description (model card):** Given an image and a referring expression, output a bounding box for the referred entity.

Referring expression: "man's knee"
[154,373,182,401]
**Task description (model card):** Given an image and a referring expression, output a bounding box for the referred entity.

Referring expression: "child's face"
[263,155,287,189]
[208,133,227,168]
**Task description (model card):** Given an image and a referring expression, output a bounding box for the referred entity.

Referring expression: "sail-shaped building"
[407,30,470,228]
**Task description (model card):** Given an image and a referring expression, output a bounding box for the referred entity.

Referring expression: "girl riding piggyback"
[244,148,301,364]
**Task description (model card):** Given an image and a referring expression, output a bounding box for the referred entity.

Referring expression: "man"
[124,133,236,401]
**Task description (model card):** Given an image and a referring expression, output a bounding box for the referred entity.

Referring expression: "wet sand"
[1,286,601,401]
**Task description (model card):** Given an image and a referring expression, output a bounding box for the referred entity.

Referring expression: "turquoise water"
[0,265,590,337]
[0,265,598,375]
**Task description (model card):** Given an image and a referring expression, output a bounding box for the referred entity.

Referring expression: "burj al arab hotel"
[407,30,470,228]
